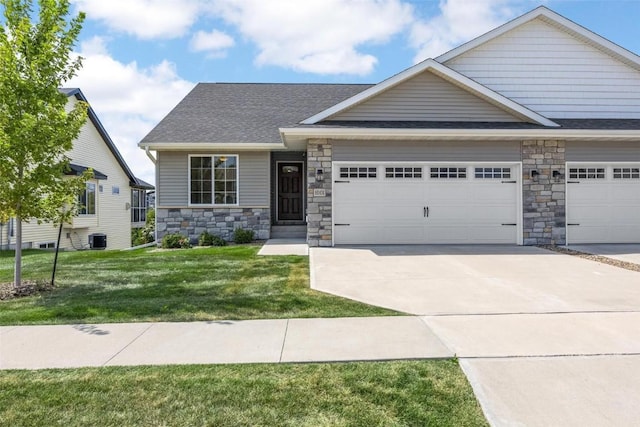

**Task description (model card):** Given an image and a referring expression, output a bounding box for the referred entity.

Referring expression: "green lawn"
[0,360,487,427]
[0,246,398,325]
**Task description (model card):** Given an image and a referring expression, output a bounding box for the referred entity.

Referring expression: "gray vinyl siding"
[329,71,519,122]
[158,151,188,206]
[332,140,521,162]
[239,152,270,206]
[157,151,270,207]
[565,141,640,162]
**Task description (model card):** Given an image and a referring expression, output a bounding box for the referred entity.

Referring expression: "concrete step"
[271,225,307,239]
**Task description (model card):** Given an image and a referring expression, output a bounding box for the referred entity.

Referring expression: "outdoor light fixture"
[316,169,324,181]
[530,170,540,181]
[552,170,563,180]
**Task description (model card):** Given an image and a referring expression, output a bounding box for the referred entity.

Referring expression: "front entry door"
[278,163,304,221]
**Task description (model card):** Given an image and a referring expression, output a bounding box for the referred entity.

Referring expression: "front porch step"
[271,225,307,239]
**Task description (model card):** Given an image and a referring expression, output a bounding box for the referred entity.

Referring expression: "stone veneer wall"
[156,208,270,244]
[521,140,566,245]
[307,139,333,247]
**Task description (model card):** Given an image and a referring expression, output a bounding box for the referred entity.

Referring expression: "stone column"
[521,140,566,245]
[306,139,333,247]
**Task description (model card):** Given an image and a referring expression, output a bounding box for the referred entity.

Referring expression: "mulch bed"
[0,280,55,301]
[540,245,640,273]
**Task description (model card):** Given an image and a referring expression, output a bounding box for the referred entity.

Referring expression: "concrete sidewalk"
[0,316,452,370]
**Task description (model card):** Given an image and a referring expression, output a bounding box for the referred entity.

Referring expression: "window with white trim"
[613,168,640,179]
[475,167,511,179]
[568,168,605,180]
[190,155,238,205]
[339,167,377,179]
[430,167,467,179]
[131,189,147,223]
[78,182,96,215]
[385,167,422,178]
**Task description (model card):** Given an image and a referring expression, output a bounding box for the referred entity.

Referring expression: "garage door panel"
[472,189,517,204]
[471,225,518,243]
[567,163,640,244]
[333,163,520,245]
[334,225,427,245]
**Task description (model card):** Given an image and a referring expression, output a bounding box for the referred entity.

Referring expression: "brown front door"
[278,163,303,221]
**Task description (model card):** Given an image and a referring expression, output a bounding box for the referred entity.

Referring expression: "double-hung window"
[78,182,96,215]
[190,155,238,205]
[131,189,147,223]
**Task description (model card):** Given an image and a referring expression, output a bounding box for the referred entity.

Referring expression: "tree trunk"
[14,213,22,288]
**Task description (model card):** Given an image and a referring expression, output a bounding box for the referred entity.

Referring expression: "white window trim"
[188,154,240,207]
[78,181,97,216]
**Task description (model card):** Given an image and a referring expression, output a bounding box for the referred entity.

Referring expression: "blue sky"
[62,0,640,185]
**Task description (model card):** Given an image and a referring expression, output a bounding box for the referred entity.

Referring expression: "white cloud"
[210,0,414,75]
[410,0,524,62]
[69,37,194,185]
[189,29,235,57]
[72,0,204,39]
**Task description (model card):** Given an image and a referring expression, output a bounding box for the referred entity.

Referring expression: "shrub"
[131,208,156,246]
[198,231,227,247]
[233,228,255,244]
[161,233,191,249]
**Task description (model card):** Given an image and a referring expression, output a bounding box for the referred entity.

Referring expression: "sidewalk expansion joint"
[278,319,290,363]
[102,323,155,366]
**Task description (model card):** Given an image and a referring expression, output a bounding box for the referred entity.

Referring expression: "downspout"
[144,147,158,244]
[144,147,157,165]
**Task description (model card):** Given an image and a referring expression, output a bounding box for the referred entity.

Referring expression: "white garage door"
[333,163,520,245]
[567,164,640,244]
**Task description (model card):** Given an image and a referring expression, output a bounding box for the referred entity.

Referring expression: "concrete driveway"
[310,245,640,315]
[310,245,640,426]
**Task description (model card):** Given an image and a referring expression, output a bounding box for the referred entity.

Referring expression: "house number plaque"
[313,189,326,197]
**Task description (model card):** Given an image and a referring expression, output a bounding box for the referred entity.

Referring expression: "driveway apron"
[311,245,640,426]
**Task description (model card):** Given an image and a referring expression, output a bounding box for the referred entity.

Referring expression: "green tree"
[0,0,88,287]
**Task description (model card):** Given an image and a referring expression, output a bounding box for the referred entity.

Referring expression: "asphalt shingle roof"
[141,84,640,145]
[141,83,372,144]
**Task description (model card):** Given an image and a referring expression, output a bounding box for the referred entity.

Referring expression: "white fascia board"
[280,127,640,141]
[437,6,640,70]
[301,59,557,127]
[138,142,286,150]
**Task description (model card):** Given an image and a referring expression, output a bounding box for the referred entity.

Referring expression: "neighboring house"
[0,88,153,250]
[140,6,640,247]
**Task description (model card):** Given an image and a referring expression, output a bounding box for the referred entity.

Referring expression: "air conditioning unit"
[89,233,107,250]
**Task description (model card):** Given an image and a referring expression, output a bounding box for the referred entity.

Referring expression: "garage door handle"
[424,207,429,218]
[567,223,580,226]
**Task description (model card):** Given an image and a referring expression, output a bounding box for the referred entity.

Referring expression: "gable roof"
[139,83,371,148]
[301,59,558,127]
[437,6,640,71]
[62,88,153,190]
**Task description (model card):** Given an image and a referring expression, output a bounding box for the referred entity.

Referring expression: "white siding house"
[1,89,153,251]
